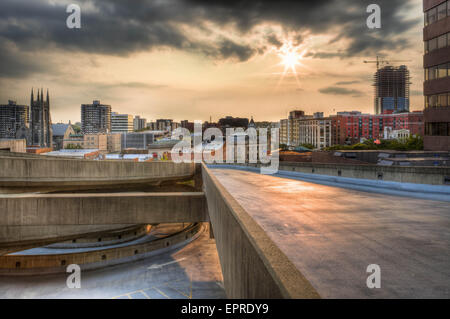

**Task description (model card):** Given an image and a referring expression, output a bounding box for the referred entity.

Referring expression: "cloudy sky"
[0,0,424,123]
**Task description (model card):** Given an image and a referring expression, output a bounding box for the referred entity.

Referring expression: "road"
[211,168,450,298]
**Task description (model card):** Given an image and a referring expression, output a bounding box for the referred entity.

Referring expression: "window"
[438,94,448,106]
[438,2,448,20]
[431,94,438,107]
[429,66,437,80]
[428,7,437,25]
[438,64,448,78]
[438,34,447,49]
[426,93,450,108]
[428,38,438,52]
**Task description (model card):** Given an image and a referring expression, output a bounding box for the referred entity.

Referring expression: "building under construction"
[374,65,411,114]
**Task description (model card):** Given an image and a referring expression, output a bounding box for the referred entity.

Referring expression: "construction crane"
[363,56,411,69]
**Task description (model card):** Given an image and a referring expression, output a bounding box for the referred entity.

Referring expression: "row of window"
[424,32,449,53]
[425,92,450,108]
[424,32,450,53]
[425,62,450,80]
[425,122,450,136]
[424,0,449,26]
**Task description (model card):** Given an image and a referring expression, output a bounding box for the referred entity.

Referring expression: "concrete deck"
[210,168,450,298]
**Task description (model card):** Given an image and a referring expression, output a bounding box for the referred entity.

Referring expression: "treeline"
[325,136,423,151]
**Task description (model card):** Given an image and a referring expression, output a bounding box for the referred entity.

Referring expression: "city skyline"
[0,0,424,123]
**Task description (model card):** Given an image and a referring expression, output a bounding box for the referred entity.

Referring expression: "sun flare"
[278,43,304,74]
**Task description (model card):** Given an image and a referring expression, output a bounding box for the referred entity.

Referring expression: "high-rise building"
[133,116,147,131]
[374,65,411,114]
[0,100,29,139]
[111,112,134,133]
[279,110,312,146]
[423,0,450,150]
[297,116,333,149]
[81,100,111,134]
[156,119,173,131]
[30,88,52,148]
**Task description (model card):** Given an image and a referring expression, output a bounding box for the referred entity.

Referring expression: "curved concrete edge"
[0,223,203,276]
[208,164,450,202]
[202,164,320,299]
[46,225,150,249]
[0,225,138,256]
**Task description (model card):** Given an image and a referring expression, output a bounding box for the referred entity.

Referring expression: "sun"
[277,43,305,74]
[275,42,306,89]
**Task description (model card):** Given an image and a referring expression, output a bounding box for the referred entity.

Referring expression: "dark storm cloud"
[0,0,420,78]
[319,86,364,97]
[266,34,283,49]
[0,42,53,78]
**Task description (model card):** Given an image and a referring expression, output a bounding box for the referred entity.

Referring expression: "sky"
[0,0,425,123]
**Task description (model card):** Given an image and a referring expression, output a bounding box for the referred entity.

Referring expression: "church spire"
[31,88,34,104]
[41,88,44,102]
[37,88,40,102]
[46,89,49,104]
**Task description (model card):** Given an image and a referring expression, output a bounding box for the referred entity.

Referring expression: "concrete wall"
[0,223,202,275]
[0,156,196,188]
[0,192,208,227]
[0,192,208,252]
[215,162,450,185]
[202,164,319,299]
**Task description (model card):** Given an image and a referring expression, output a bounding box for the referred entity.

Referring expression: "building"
[111,112,133,133]
[297,115,333,149]
[52,123,75,150]
[0,100,29,139]
[155,119,173,131]
[121,132,155,149]
[62,133,84,149]
[423,0,450,150]
[181,120,195,132]
[83,134,107,151]
[383,127,410,140]
[374,65,410,114]
[133,116,147,131]
[218,116,249,130]
[279,110,313,146]
[331,111,424,145]
[107,133,121,153]
[81,100,111,134]
[30,89,52,148]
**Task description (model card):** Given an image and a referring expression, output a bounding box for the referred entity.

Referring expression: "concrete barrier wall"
[0,193,208,227]
[0,156,195,187]
[0,223,203,275]
[214,162,450,185]
[202,164,319,299]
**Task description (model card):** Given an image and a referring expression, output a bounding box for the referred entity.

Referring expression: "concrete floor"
[0,228,225,299]
[211,168,450,298]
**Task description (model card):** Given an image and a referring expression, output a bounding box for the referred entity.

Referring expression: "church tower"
[30,88,52,148]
